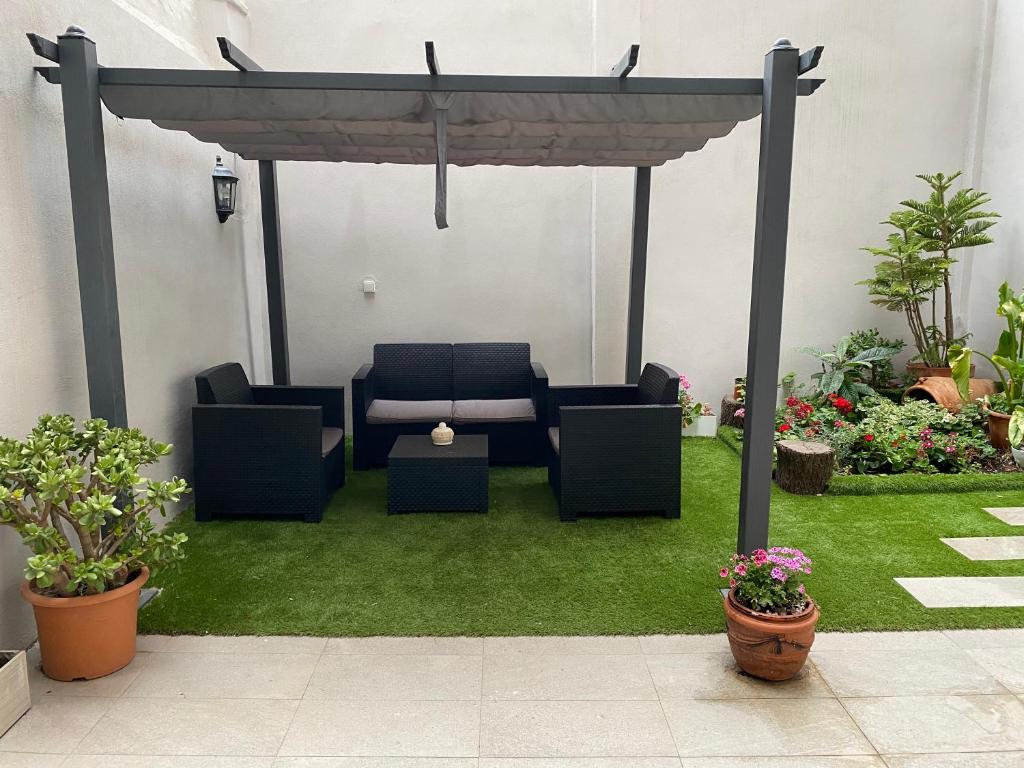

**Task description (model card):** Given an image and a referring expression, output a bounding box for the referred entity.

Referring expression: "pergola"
[27,26,824,552]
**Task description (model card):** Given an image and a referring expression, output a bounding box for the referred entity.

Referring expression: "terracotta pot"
[20,568,148,681]
[723,589,819,681]
[903,376,997,412]
[906,362,976,379]
[988,411,1010,451]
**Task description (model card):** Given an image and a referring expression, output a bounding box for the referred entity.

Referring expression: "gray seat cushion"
[548,426,560,455]
[453,398,536,424]
[321,427,344,457]
[366,399,454,424]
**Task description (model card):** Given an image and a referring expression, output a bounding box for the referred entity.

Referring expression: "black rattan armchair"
[192,363,345,523]
[547,363,681,522]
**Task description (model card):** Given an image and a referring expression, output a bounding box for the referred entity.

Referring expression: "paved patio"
[2,630,1023,766]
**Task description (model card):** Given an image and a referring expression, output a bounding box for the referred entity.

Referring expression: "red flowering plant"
[719,547,812,615]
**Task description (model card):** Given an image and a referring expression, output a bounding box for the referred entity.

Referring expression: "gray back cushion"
[638,363,680,405]
[453,343,531,400]
[373,343,453,400]
[195,362,254,405]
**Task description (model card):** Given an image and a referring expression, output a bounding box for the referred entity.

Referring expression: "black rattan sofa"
[547,362,681,522]
[352,343,548,469]
[192,362,345,523]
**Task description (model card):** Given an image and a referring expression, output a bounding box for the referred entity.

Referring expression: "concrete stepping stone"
[896,577,1024,608]
[942,536,1024,561]
[984,507,1024,525]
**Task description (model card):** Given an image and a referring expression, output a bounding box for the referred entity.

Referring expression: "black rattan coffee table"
[387,435,489,514]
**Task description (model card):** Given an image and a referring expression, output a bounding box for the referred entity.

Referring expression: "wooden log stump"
[721,398,744,428]
[776,440,835,495]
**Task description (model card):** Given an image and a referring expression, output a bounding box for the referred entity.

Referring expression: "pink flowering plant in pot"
[720,547,819,681]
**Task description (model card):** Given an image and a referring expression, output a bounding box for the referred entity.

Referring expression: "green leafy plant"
[846,329,905,389]
[798,334,901,404]
[0,415,189,596]
[1010,407,1024,450]
[861,173,998,366]
[950,282,1024,414]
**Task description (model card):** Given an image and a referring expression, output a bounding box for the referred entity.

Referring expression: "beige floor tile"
[895,577,1024,608]
[639,635,729,655]
[274,759,478,768]
[843,695,1024,754]
[278,700,480,757]
[480,760,683,767]
[324,637,483,655]
[662,698,873,756]
[28,653,149,699]
[123,650,319,699]
[811,631,957,652]
[945,628,1024,649]
[76,697,297,756]
[63,758,275,767]
[679,760,884,767]
[0,696,113,754]
[811,650,1007,697]
[483,636,641,655]
[135,635,171,652]
[0,754,66,767]
[483,654,656,700]
[966,647,1024,693]
[161,634,327,654]
[304,654,482,700]
[647,652,832,699]
[942,536,1024,560]
[882,753,1024,767]
[983,507,1024,525]
[480,700,675,757]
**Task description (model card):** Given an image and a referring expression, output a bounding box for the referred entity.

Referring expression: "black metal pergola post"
[56,26,128,428]
[625,165,652,384]
[737,40,801,553]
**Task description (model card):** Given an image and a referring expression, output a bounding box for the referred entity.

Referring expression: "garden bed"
[716,426,1024,496]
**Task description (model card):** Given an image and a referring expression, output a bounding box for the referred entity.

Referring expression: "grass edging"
[714,426,1024,496]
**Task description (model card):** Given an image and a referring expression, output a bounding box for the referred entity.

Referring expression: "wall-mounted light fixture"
[211,156,238,223]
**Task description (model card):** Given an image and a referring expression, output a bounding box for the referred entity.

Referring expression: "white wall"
[0,0,263,649]
[963,0,1024,362]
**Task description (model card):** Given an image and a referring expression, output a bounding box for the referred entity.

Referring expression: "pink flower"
[770,567,787,582]
[798,584,806,594]
[719,568,729,578]
[735,408,746,419]
[680,375,691,390]
[729,578,737,588]
[734,563,747,576]
[752,549,768,565]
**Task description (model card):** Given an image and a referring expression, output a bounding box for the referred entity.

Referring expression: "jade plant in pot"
[720,547,817,681]
[0,415,188,681]
[950,282,1024,450]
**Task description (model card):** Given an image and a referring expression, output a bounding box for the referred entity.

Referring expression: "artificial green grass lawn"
[140,438,1024,637]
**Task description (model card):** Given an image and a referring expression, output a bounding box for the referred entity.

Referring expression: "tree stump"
[776,440,835,495]
[721,398,744,428]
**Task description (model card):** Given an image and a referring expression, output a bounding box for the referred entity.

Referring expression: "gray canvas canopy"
[28,27,824,552]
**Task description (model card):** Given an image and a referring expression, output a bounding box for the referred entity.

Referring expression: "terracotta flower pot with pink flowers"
[720,547,818,682]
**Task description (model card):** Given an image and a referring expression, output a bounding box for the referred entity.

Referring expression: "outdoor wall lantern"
[211,156,238,223]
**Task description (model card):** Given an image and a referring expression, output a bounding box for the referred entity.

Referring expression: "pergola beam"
[737,39,802,553]
[56,27,128,428]
[217,37,291,384]
[92,68,824,96]
[27,33,59,62]
[425,41,440,75]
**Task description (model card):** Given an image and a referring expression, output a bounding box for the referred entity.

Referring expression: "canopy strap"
[429,92,455,229]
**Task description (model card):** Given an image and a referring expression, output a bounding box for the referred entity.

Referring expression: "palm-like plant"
[899,171,999,360]
[861,172,998,367]
[798,335,902,404]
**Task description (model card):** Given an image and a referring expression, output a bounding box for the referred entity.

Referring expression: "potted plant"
[860,172,998,376]
[0,415,189,681]
[720,547,817,681]
[951,282,1024,450]
[679,375,717,437]
[1009,407,1024,469]
[0,650,30,737]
